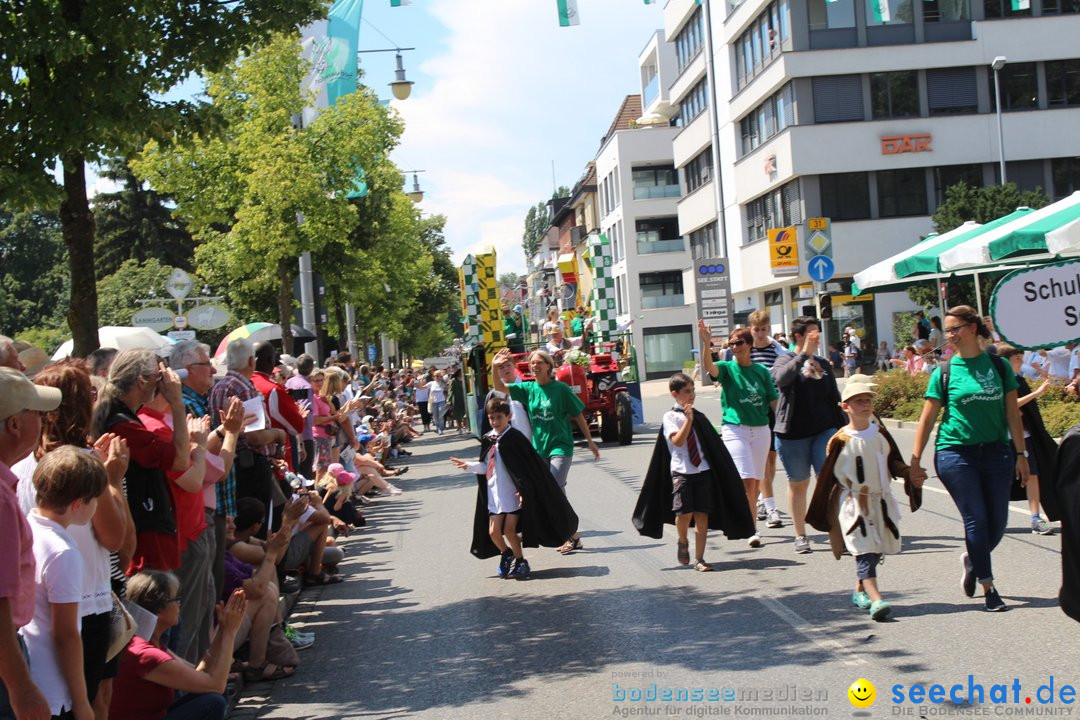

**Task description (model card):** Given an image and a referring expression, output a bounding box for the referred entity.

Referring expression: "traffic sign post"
[804,218,833,349]
[807,255,835,283]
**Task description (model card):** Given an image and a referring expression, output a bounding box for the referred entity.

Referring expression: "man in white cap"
[0,367,62,720]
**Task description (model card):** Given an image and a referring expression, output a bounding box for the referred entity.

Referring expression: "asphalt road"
[238,379,1079,720]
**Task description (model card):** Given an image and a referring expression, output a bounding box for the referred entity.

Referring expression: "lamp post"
[356,47,417,100]
[992,56,1008,184]
[402,169,425,203]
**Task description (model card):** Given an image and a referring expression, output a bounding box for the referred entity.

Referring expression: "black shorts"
[672,471,714,515]
[81,610,111,700]
[1026,448,1040,477]
[768,408,777,450]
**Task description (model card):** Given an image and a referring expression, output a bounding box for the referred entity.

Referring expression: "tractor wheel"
[616,391,633,445]
[600,409,618,442]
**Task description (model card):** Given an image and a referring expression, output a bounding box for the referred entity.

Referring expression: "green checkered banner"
[590,233,617,342]
[459,255,481,345]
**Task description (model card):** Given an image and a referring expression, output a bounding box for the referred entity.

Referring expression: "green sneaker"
[869,599,892,621]
[851,591,872,610]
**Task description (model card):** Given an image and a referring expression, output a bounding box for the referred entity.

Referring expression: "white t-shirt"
[414,379,430,403]
[24,513,84,716]
[12,454,112,616]
[662,410,711,476]
[429,380,446,403]
[1046,346,1072,379]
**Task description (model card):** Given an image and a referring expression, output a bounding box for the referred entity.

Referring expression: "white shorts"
[721,423,771,481]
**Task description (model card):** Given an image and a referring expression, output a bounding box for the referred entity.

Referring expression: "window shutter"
[813,75,864,122]
[782,181,802,224]
[927,67,977,111]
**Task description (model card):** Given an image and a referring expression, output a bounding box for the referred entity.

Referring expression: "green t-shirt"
[925,353,1018,449]
[710,360,778,427]
[571,317,584,335]
[508,380,586,459]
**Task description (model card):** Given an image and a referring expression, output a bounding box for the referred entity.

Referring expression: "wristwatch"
[215,427,226,441]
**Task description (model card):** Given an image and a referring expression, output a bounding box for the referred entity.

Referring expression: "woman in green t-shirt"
[909,305,1028,613]
[699,322,779,549]
[491,348,600,554]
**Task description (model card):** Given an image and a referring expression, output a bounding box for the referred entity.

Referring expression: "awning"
[940,191,1080,270]
[852,220,980,296]
[894,209,1035,279]
[1047,217,1080,256]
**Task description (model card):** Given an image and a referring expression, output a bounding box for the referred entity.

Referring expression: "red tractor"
[513,345,633,445]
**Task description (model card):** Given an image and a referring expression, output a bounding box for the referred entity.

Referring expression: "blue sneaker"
[497,550,514,578]
[851,591,872,610]
[510,558,531,580]
[870,599,892,621]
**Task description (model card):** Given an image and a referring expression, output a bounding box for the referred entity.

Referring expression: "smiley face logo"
[847,678,876,708]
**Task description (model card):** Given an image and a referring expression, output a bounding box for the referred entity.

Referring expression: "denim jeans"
[775,427,837,482]
[165,692,226,720]
[432,401,446,433]
[934,442,1014,584]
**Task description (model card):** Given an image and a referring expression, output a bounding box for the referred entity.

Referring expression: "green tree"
[0,210,70,336]
[398,215,458,357]
[521,186,570,264]
[95,258,173,327]
[92,159,196,279]
[0,0,323,356]
[133,33,404,354]
[908,182,1051,308]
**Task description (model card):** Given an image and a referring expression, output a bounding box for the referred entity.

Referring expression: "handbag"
[106,592,137,661]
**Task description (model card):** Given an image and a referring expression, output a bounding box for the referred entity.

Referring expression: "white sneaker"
[747,534,762,548]
[766,509,783,528]
[1031,518,1055,535]
[755,501,766,521]
[794,535,812,554]
[386,484,403,496]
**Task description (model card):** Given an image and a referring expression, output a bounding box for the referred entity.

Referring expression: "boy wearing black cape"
[451,396,578,579]
[632,372,756,568]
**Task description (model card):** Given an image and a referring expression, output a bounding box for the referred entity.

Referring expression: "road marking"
[917,477,1051,519]
[756,596,865,668]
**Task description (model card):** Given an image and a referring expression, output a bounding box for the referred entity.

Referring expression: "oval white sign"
[187,304,231,330]
[990,258,1080,349]
[132,307,175,332]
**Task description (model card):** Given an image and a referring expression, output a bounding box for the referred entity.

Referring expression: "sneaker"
[1032,518,1055,535]
[960,552,976,598]
[984,586,1008,612]
[756,500,767,521]
[869,599,892,621]
[497,549,515,578]
[747,534,762,548]
[794,536,812,554]
[355,495,372,506]
[281,576,301,594]
[851,591,872,610]
[766,509,783,529]
[510,558,531,579]
[284,625,315,650]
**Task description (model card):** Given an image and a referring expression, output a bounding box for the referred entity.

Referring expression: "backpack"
[937,352,1010,425]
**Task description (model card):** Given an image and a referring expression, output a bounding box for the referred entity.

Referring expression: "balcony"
[643,73,660,110]
[637,238,686,254]
[633,184,681,200]
[641,294,686,310]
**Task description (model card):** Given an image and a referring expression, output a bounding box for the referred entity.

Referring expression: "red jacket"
[252,371,306,471]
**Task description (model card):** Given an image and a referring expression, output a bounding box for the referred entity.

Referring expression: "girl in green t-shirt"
[491,348,600,554]
[909,305,1028,613]
[698,322,779,549]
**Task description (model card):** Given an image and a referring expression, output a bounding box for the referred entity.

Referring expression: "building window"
[636,217,684,254]
[736,1,788,90]
[615,274,625,315]
[1047,59,1080,107]
[633,167,680,200]
[684,149,713,194]
[688,223,719,260]
[642,326,694,379]
[983,0,1031,17]
[807,0,856,30]
[871,71,918,119]
[923,0,970,20]
[1042,0,1080,13]
[819,172,871,221]
[991,62,1038,111]
[865,0,913,24]
[996,160,1047,194]
[744,180,802,245]
[1052,157,1080,199]
[640,272,685,310]
[740,84,794,156]
[677,79,710,127]
[927,67,978,115]
[878,168,928,217]
[675,8,704,73]
[934,164,983,206]
[813,75,864,123]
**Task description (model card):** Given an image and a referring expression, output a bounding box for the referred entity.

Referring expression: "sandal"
[558,537,583,555]
[303,571,344,586]
[694,560,713,572]
[677,541,690,566]
[243,662,296,682]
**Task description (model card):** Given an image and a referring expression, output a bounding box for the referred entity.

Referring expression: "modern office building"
[661,0,1080,351]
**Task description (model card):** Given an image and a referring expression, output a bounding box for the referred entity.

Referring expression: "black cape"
[1014,376,1061,519]
[631,408,755,540]
[470,427,579,559]
[1054,423,1080,623]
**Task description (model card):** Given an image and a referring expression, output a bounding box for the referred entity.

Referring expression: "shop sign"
[990,258,1080,349]
[881,134,932,155]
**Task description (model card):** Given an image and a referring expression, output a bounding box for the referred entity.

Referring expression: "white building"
[662,0,1080,352]
[596,43,700,379]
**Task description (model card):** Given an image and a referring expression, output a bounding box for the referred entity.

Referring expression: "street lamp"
[403,170,425,203]
[357,47,417,101]
[991,55,1007,184]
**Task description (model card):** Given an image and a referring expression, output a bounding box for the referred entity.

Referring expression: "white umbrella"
[851,221,980,295]
[51,326,174,361]
[1046,217,1080,256]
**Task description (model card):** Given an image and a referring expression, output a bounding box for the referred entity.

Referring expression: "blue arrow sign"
[807,255,835,283]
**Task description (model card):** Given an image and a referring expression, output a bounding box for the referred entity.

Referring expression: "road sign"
[167,330,196,341]
[807,255,836,283]
[768,228,799,275]
[804,217,832,258]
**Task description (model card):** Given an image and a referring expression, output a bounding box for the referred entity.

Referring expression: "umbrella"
[1046,217,1080,256]
[852,220,980,296]
[939,191,1080,271]
[214,323,317,357]
[51,326,174,361]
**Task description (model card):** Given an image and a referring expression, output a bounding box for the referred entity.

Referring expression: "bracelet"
[215,427,226,440]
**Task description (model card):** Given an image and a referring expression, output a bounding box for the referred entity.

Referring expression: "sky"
[87,0,667,278]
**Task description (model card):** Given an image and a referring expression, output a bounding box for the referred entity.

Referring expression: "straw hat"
[840,374,878,402]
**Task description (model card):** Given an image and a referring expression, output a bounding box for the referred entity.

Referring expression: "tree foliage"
[0,211,69,336]
[521,185,569,265]
[92,159,196,279]
[95,258,174,327]
[397,215,458,357]
[0,0,324,356]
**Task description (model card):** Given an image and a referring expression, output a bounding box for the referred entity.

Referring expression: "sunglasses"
[727,339,748,348]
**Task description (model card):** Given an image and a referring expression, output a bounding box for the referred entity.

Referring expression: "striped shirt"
[183,384,237,518]
[750,342,781,369]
